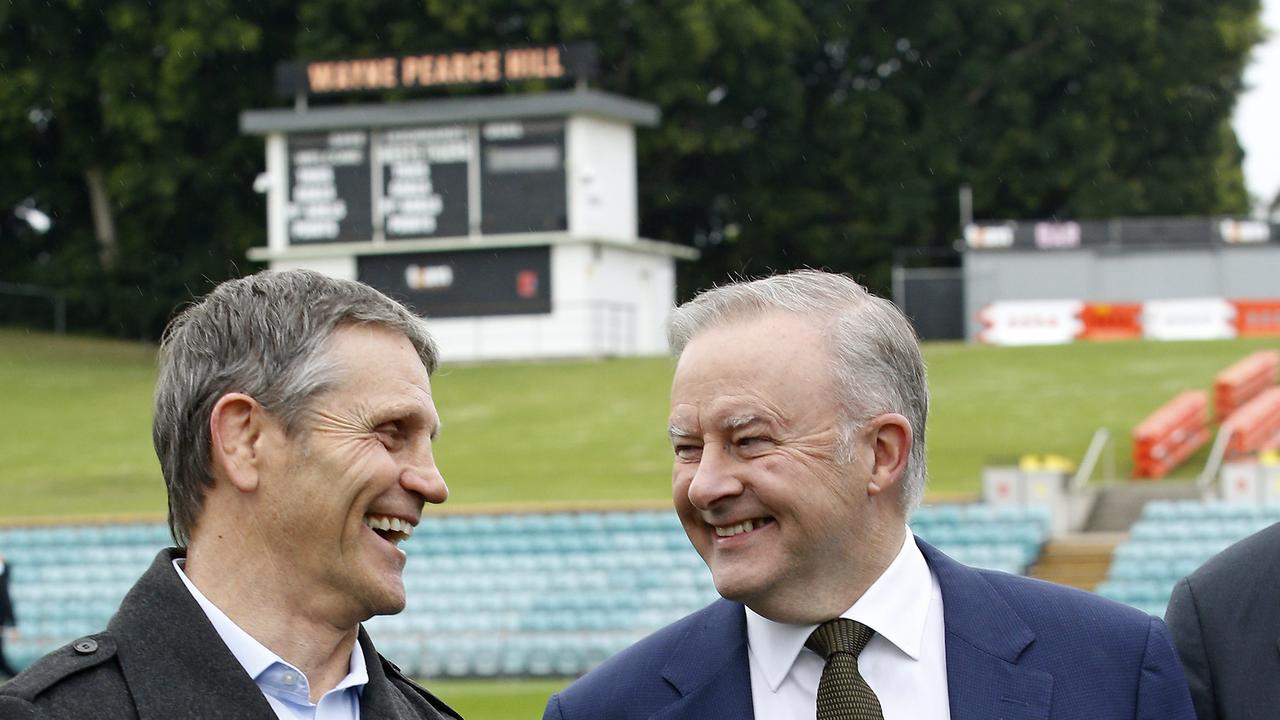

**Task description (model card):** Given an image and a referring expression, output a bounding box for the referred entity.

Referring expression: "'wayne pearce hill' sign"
[276,42,599,97]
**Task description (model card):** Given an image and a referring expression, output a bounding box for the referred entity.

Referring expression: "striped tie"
[805,619,884,720]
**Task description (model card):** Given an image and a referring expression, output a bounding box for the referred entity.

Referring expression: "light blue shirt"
[173,559,368,720]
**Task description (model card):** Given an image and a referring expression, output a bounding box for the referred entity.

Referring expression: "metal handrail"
[1071,427,1112,492]
[1197,425,1236,493]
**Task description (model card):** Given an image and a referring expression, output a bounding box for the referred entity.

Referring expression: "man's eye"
[735,436,768,450]
[375,423,404,446]
[673,445,702,461]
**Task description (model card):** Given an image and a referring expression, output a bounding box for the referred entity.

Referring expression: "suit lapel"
[651,599,755,720]
[917,539,1053,720]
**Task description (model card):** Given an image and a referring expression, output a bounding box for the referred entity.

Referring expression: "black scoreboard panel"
[287,131,372,244]
[480,120,568,234]
[378,126,471,240]
[358,246,551,318]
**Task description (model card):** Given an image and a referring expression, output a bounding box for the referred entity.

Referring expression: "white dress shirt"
[173,560,368,720]
[746,530,951,720]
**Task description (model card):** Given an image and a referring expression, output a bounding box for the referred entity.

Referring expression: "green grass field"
[2,327,1277,718]
[2,327,1277,518]
[429,679,566,718]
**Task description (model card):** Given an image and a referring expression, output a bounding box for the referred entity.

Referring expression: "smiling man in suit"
[0,270,460,719]
[545,269,1194,720]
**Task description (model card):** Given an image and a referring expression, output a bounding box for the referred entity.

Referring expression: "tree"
[0,0,1263,335]
[0,0,296,336]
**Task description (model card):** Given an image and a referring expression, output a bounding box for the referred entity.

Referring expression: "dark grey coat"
[1165,520,1280,720]
[0,562,14,629]
[0,548,461,719]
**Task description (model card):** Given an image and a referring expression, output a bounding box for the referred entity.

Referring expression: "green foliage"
[0,1,293,337]
[3,327,1277,520]
[0,1,1263,334]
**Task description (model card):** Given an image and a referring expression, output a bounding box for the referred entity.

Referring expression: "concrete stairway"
[1029,480,1204,591]
[1028,533,1127,591]
[1083,480,1202,532]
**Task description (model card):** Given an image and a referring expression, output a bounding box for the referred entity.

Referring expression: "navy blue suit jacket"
[545,540,1194,720]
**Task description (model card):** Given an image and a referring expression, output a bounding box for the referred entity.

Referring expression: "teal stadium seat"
[1098,500,1280,617]
[0,506,1061,678]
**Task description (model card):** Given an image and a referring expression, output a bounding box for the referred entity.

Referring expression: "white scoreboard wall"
[242,90,697,362]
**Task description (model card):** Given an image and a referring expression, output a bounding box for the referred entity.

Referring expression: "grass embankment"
[1,326,1276,519]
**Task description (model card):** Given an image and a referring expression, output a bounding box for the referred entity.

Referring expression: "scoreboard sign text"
[276,43,598,97]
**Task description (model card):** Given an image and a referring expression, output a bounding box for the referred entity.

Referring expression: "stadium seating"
[1096,501,1280,617]
[0,523,169,669]
[0,505,1051,678]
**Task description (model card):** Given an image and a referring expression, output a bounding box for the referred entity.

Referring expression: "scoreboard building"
[240,44,696,362]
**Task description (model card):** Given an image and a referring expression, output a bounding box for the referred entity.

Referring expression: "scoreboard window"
[377,126,472,240]
[480,120,567,235]
[358,246,552,317]
[286,131,372,244]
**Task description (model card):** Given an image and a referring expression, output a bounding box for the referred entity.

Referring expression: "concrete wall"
[421,243,676,362]
[566,117,637,242]
[964,244,1280,339]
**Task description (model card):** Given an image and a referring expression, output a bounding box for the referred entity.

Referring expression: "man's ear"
[864,413,912,497]
[209,393,269,494]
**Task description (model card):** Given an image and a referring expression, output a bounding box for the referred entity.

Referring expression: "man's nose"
[685,445,744,510]
[401,451,449,504]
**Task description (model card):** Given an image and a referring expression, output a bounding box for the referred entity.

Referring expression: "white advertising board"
[977,300,1083,345]
[1142,298,1236,341]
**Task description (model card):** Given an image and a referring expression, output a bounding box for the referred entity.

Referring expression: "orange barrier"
[1132,390,1210,479]
[1078,302,1143,340]
[1232,300,1280,337]
[1214,350,1280,421]
[1224,387,1280,456]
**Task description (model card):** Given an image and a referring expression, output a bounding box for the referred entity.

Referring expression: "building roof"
[241,89,659,134]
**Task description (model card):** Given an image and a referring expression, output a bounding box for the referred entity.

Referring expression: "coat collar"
[109,548,458,720]
[109,549,278,719]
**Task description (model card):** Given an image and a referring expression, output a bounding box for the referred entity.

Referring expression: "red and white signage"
[1233,300,1280,337]
[1218,219,1270,244]
[977,297,1280,345]
[964,223,1015,249]
[1034,222,1081,250]
[977,300,1083,345]
[1142,298,1236,341]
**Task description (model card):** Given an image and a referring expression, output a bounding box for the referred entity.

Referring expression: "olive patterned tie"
[805,619,885,720]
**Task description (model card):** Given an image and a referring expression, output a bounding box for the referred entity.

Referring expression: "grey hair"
[153,269,438,547]
[667,270,930,512]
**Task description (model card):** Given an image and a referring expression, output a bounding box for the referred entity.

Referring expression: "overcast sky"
[1234,0,1280,215]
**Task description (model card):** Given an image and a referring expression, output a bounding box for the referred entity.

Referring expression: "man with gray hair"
[1,270,461,719]
[546,269,1193,719]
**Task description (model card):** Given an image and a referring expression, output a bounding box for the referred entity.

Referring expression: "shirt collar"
[745,529,934,692]
[172,559,369,697]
